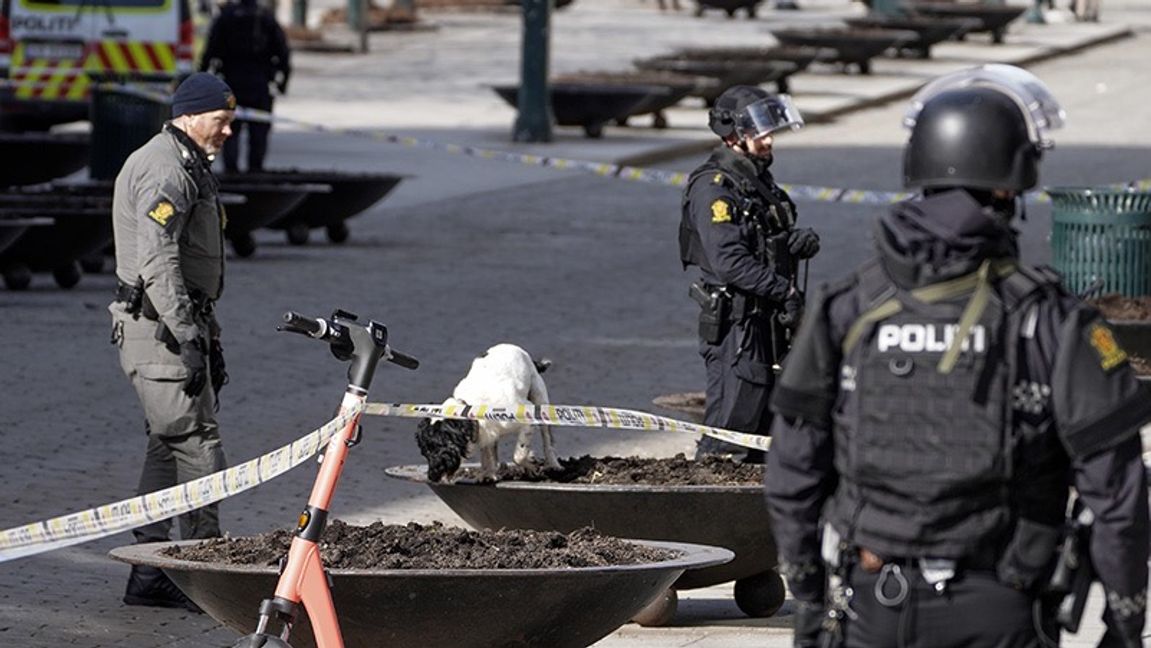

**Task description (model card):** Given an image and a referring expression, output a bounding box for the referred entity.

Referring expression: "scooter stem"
[233,311,417,648]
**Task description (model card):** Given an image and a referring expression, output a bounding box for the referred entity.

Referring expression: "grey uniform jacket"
[111,123,225,344]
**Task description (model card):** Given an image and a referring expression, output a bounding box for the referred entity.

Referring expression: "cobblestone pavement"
[1,0,1149,645]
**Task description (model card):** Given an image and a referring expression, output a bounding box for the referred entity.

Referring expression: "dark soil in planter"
[457,453,764,486]
[1088,294,1151,321]
[163,521,675,569]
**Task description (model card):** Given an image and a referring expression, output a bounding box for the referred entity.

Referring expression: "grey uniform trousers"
[110,303,227,543]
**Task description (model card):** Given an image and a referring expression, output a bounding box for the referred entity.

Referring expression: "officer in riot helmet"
[765,64,1149,648]
[680,85,820,463]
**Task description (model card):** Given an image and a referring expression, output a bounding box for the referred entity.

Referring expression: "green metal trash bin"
[1049,187,1151,298]
[89,84,170,181]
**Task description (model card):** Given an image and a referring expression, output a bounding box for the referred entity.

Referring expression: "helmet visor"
[734,95,804,139]
[903,64,1065,149]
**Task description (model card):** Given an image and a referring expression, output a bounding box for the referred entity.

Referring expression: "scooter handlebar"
[280,311,324,337]
[387,349,420,370]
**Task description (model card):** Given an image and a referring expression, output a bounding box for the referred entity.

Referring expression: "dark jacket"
[764,189,1149,641]
[200,0,290,98]
[680,145,795,304]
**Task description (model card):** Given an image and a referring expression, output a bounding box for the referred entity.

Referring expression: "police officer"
[110,72,236,611]
[680,85,820,463]
[765,64,1149,647]
[200,0,290,173]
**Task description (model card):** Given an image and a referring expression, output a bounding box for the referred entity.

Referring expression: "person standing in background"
[201,0,291,173]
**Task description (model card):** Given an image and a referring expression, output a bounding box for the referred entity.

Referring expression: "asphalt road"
[0,2,1148,646]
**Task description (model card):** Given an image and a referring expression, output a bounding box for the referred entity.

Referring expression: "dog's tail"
[534,358,552,375]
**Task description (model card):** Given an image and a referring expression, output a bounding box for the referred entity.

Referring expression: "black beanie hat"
[171,72,236,118]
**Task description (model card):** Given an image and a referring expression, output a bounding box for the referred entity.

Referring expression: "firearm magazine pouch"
[996,518,1061,591]
[699,293,730,345]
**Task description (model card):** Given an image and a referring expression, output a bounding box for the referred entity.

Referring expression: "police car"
[0,0,194,131]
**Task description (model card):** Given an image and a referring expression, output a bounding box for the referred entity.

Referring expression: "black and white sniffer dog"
[416,344,559,482]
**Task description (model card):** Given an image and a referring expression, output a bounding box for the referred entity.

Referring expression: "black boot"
[124,565,202,613]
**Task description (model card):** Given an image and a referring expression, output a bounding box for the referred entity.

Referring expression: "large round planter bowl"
[237,169,405,245]
[216,181,318,257]
[652,391,706,423]
[492,84,660,138]
[769,27,919,74]
[111,537,730,648]
[908,3,1027,44]
[386,464,782,620]
[0,132,90,187]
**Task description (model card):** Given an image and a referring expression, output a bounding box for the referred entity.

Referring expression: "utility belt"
[849,546,1000,604]
[116,279,215,322]
[817,511,1083,640]
[689,282,775,344]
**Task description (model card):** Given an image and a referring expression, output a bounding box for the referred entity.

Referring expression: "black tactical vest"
[825,259,1058,559]
[679,148,796,274]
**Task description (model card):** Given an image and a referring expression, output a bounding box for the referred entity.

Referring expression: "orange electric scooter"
[232,309,418,648]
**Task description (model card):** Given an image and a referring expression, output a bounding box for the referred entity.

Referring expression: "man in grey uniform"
[109,72,236,611]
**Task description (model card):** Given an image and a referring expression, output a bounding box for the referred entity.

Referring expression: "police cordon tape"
[0,408,360,563]
[359,401,770,452]
[99,82,1151,206]
[0,400,759,562]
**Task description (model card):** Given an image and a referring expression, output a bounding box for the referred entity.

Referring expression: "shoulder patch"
[711,199,732,224]
[1086,321,1128,371]
[148,200,176,227]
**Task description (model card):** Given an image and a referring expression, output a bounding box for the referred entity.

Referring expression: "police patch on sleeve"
[1086,322,1128,371]
[147,200,176,227]
[710,199,733,224]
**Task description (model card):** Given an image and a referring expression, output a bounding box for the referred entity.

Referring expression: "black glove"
[777,290,805,329]
[209,338,229,398]
[788,228,820,259]
[180,339,208,398]
[275,71,289,95]
[1097,607,1145,648]
[792,600,826,648]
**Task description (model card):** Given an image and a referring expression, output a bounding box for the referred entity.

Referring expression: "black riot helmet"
[708,85,804,141]
[902,64,1065,192]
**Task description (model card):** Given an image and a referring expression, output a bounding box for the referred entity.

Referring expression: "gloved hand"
[777,290,805,329]
[788,227,820,259]
[180,339,208,398]
[274,72,290,95]
[209,338,228,398]
[792,600,826,648]
[1097,608,1145,648]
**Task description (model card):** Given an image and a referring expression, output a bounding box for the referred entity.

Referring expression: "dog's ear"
[533,358,552,374]
[415,418,439,456]
[442,418,479,444]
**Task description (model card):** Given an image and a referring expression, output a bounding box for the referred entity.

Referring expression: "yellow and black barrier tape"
[0,407,360,563]
[97,82,1151,207]
[362,401,768,453]
[0,399,752,562]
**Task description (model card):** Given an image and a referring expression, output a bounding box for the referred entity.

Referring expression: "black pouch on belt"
[690,282,730,345]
